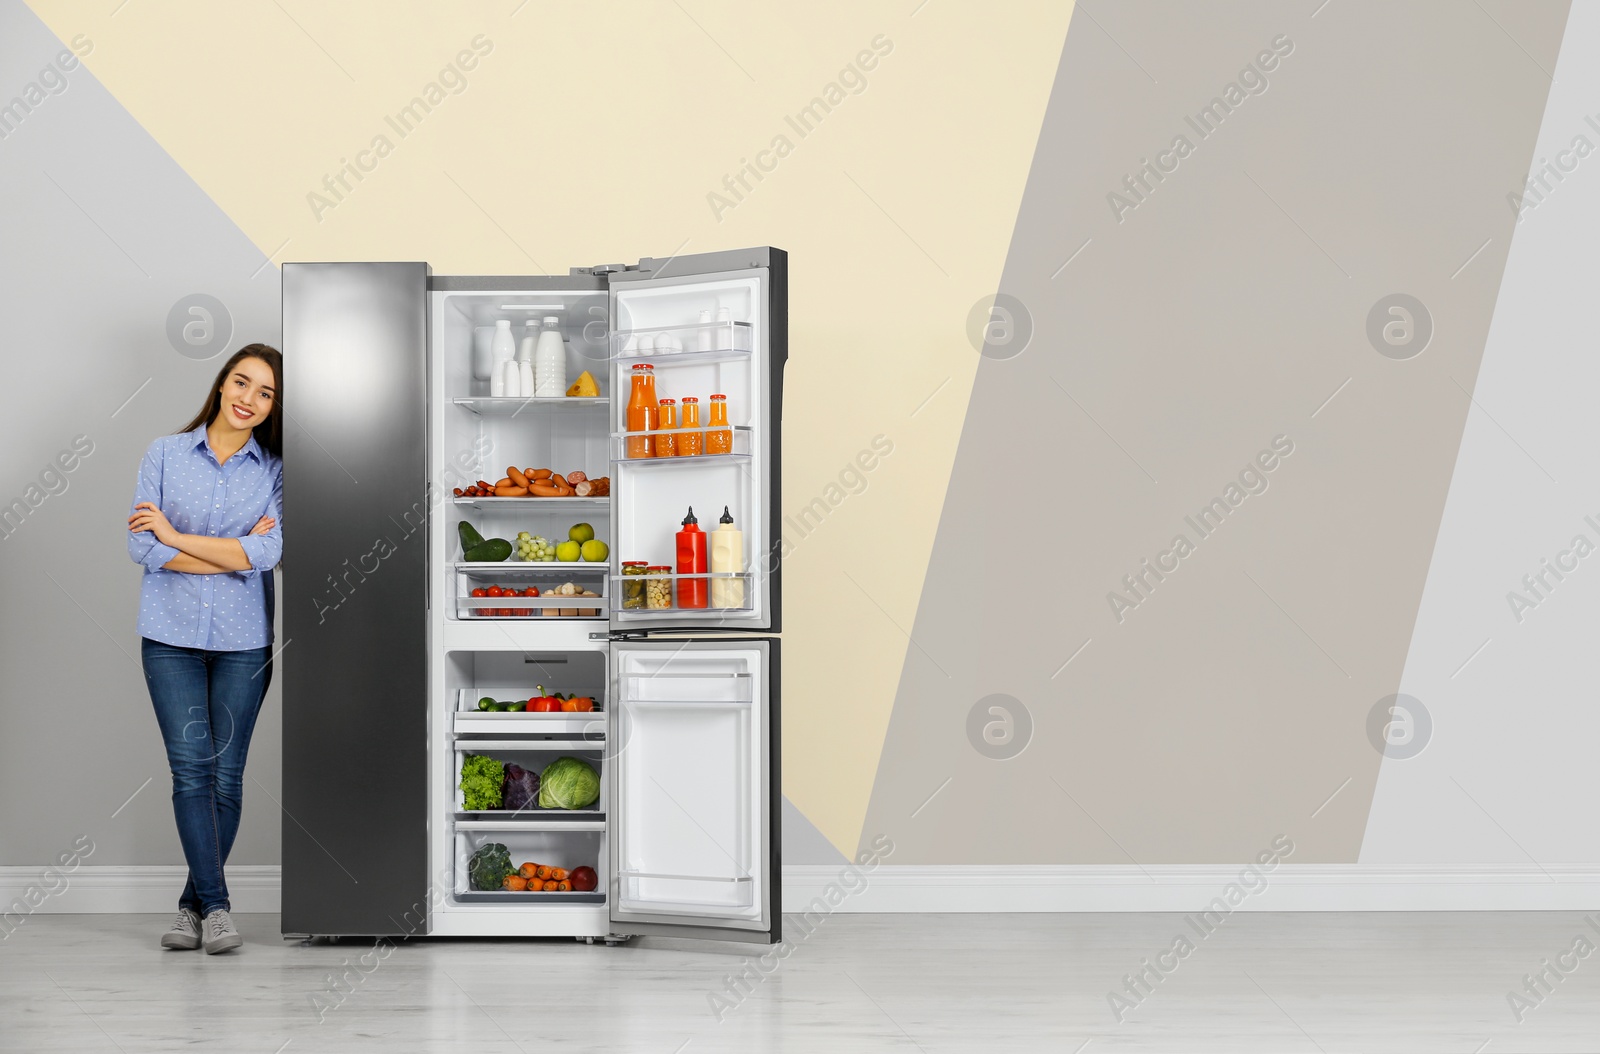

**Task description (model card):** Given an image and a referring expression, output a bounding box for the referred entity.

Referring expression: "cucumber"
[478,696,496,711]
[458,520,485,553]
[464,538,512,562]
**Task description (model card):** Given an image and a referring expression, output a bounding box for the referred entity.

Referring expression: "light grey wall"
[0,0,283,866]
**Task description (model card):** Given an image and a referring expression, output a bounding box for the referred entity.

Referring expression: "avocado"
[458,520,485,553]
[464,538,513,562]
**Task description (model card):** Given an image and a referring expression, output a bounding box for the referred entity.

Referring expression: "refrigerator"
[279,247,785,945]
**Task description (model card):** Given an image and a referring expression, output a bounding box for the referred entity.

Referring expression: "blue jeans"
[141,638,273,916]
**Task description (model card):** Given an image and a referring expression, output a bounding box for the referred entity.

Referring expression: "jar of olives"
[621,561,648,609]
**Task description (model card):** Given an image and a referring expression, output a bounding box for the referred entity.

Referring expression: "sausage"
[529,482,563,497]
[530,468,553,480]
[494,484,529,497]
[566,470,587,484]
[507,467,529,489]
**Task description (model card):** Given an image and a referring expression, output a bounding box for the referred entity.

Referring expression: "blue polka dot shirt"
[127,425,282,650]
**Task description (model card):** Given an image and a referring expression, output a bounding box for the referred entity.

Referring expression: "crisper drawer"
[453,827,605,905]
[454,562,605,619]
[453,742,606,820]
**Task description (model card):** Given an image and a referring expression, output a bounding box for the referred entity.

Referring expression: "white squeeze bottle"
[710,506,744,609]
[534,316,566,397]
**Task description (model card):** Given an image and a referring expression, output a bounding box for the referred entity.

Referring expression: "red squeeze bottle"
[676,506,708,609]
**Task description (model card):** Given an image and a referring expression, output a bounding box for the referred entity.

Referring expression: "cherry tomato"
[523,586,540,597]
[470,588,488,598]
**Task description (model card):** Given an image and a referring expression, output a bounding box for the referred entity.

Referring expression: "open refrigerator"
[280,248,785,944]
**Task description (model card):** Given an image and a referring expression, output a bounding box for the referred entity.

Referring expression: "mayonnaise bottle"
[710,506,744,609]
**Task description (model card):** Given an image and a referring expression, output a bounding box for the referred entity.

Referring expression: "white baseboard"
[6,864,1600,919]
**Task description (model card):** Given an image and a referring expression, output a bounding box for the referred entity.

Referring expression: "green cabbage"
[460,754,504,811]
[538,756,600,810]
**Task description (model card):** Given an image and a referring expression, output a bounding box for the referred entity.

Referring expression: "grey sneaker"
[201,909,243,954]
[160,908,202,950]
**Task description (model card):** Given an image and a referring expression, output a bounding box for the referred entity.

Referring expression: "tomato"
[470,588,488,598]
[530,697,560,713]
[487,585,503,598]
[523,586,540,597]
[568,696,594,712]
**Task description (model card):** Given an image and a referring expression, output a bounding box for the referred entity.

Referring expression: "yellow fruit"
[566,371,599,397]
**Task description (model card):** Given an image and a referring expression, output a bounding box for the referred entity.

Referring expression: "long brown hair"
[176,344,284,459]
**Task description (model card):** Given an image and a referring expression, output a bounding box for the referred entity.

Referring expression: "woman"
[127,345,283,955]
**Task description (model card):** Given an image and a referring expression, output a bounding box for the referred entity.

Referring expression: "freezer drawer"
[607,639,780,943]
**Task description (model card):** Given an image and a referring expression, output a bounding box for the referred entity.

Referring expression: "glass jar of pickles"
[621,561,648,609]
[646,566,674,609]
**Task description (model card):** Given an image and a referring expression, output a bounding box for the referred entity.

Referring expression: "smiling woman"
[125,343,284,956]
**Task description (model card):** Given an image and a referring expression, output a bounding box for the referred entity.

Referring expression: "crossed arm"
[128,503,275,575]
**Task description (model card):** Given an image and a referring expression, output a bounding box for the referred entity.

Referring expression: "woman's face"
[216,356,276,435]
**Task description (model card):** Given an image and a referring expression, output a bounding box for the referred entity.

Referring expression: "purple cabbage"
[502,763,541,811]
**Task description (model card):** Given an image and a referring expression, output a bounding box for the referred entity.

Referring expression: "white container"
[497,359,521,398]
[517,361,535,399]
[696,309,713,352]
[534,316,566,397]
[490,319,516,384]
[490,359,507,397]
[715,307,732,350]
[516,321,537,364]
[471,326,495,382]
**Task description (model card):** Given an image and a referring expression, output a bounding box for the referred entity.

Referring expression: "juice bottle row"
[624,364,733,458]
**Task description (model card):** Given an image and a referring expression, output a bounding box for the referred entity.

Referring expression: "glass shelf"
[452,496,610,509]
[453,396,607,416]
[612,319,751,359]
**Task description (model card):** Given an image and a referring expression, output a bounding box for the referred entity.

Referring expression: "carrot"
[524,878,544,891]
[555,880,571,892]
[535,864,553,880]
[550,868,568,881]
[503,875,527,891]
[519,863,539,880]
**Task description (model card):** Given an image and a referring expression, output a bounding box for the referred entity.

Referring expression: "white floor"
[2,912,1598,1052]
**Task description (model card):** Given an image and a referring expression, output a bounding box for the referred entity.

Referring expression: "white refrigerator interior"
[424,253,781,941]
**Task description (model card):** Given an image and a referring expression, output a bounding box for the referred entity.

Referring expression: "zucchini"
[458,520,485,553]
[464,538,513,562]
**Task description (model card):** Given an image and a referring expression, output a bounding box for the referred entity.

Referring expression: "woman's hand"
[249,515,277,536]
[128,502,179,547]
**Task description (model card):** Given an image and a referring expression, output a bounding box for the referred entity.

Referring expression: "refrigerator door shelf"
[453,396,607,416]
[612,319,753,357]
[610,425,752,461]
[609,573,755,616]
[455,818,605,830]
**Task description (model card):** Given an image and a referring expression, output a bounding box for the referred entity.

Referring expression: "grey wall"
[0,0,282,866]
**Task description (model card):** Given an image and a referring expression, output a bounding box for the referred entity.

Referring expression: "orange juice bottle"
[706,394,731,455]
[679,397,703,456]
[655,399,678,457]
[626,364,657,458]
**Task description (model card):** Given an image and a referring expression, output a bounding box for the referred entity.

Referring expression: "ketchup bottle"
[675,506,708,609]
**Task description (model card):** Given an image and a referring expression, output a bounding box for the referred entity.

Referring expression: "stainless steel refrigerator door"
[607,246,786,634]
[281,261,433,938]
[608,638,780,943]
